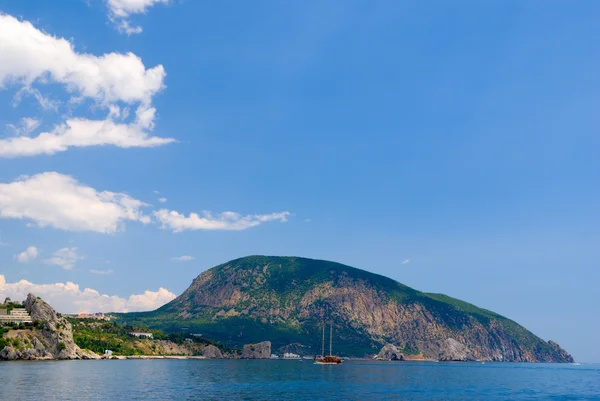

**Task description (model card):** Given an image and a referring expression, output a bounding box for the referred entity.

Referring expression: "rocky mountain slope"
[125,256,573,362]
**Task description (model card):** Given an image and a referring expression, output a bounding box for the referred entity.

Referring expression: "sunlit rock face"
[132,256,574,362]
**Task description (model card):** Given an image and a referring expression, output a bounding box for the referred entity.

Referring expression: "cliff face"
[135,256,573,362]
[240,341,271,359]
[374,344,405,361]
[201,344,224,359]
[0,294,99,360]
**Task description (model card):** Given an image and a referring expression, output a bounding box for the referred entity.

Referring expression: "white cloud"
[89,269,114,275]
[0,109,175,157]
[127,288,175,312]
[401,259,410,265]
[107,0,169,35]
[0,14,164,105]
[158,197,167,203]
[0,172,150,233]
[154,209,291,232]
[0,274,175,313]
[0,13,173,157]
[15,246,38,263]
[43,247,84,271]
[171,255,194,262]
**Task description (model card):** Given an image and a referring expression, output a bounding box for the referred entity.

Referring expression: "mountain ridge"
[126,255,573,362]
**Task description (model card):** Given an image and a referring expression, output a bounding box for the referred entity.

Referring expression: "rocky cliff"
[128,256,574,362]
[201,344,224,359]
[0,294,99,360]
[240,341,271,359]
[374,344,405,361]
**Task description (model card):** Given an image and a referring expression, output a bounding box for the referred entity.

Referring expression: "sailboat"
[314,324,343,365]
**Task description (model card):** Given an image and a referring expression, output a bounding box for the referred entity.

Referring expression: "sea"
[1,360,599,400]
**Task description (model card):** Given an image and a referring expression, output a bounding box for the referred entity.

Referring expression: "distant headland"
[1,256,574,362]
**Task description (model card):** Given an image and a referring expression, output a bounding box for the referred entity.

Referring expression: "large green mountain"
[125,255,572,361]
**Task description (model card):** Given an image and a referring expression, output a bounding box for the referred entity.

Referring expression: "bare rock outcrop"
[0,346,19,360]
[124,256,576,362]
[0,293,100,360]
[201,344,224,359]
[438,338,470,361]
[374,344,405,361]
[240,341,271,359]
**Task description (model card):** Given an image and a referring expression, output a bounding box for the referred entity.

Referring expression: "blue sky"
[0,1,598,362]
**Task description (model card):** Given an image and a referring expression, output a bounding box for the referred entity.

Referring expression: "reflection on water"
[1,360,598,400]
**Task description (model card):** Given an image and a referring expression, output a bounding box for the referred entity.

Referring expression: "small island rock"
[201,344,224,359]
[241,341,271,359]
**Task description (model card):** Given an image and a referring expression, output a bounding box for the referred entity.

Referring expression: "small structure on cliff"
[0,298,33,324]
[0,308,33,324]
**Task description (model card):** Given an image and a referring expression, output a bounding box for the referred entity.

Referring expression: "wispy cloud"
[171,255,194,262]
[5,117,41,136]
[0,109,174,157]
[106,0,170,35]
[401,259,410,265]
[89,269,114,275]
[43,247,84,271]
[158,197,167,203]
[154,210,291,232]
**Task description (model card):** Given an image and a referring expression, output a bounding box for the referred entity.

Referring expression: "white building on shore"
[129,332,153,339]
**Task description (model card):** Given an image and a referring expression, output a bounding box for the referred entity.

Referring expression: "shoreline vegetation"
[68,318,233,358]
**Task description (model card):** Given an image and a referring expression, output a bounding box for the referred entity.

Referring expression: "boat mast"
[329,324,333,356]
[321,325,325,357]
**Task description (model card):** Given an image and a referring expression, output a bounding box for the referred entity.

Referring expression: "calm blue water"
[1,360,598,400]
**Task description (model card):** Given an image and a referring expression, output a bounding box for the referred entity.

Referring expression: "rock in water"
[374,344,405,361]
[241,341,271,359]
[201,345,224,359]
[0,347,19,360]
